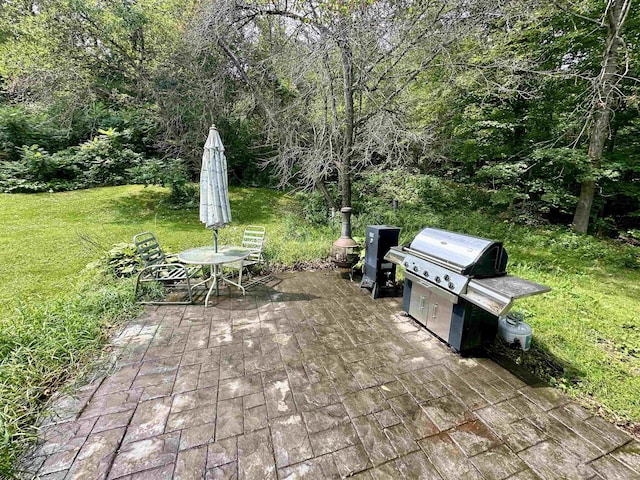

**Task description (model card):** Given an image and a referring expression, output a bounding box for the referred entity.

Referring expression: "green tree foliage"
[0,0,637,234]
[0,129,143,192]
[196,0,511,207]
[410,0,639,234]
[0,0,188,101]
[0,0,267,188]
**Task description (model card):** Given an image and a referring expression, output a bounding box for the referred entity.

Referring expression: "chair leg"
[134,270,194,305]
[238,263,246,296]
[134,272,143,300]
[186,277,194,304]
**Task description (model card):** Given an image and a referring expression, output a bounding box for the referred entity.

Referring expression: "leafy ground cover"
[0,182,638,475]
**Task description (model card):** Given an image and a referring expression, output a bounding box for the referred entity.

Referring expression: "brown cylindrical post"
[340,207,353,242]
[331,206,359,275]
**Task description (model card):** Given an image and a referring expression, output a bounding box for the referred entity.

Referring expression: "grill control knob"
[423,271,429,277]
[448,282,455,290]
[413,266,419,273]
[435,276,441,283]
[444,274,450,281]
[404,261,409,267]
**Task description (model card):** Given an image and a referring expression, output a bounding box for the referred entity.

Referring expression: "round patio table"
[178,246,251,307]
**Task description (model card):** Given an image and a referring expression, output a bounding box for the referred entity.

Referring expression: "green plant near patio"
[0,271,140,477]
[0,129,145,193]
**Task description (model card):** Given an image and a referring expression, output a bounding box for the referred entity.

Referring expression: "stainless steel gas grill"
[384,227,550,353]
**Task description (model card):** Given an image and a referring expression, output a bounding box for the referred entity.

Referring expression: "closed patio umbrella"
[200,125,232,251]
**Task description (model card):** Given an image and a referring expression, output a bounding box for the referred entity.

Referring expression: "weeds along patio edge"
[0,272,140,477]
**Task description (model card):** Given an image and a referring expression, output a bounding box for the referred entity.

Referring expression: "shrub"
[72,129,144,186]
[0,106,69,162]
[130,158,198,207]
[216,117,274,187]
[292,190,333,225]
[67,103,159,155]
[352,167,493,216]
[0,129,144,193]
[100,243,143,278]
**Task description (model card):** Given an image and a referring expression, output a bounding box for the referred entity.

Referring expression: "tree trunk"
[340,42,354,208]
[572,0,629,233]
[317,180,338,211]
[573,179,597,233]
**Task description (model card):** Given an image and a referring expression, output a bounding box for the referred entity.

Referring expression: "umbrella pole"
[214,229,219,297]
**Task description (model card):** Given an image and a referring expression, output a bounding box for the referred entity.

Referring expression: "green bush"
[66,103,159,155]
[0,129,144,193]
[0,106,69,162]
[292,190,333,225]
[97,243,143,278]
[130,158,198,207]
[216,117,274,187]
[0,102,159,162]
[72,128,144,186]
[352,168,493,217]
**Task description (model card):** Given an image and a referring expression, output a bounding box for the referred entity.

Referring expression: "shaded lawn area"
[0,185,333,320]
[510,265,640,423]
[502,230,640,422]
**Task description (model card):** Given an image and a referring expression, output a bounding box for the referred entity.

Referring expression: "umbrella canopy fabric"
[200,125,232,230]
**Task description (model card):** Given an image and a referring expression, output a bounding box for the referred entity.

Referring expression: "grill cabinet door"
[408,283,430,327]
[426,291,454,342]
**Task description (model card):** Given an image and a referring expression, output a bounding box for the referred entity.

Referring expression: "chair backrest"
[133,232,167,266]
[241,226,266,263]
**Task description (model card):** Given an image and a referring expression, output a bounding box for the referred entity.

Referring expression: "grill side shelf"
[462,276,551,316]
[383,246,407,266]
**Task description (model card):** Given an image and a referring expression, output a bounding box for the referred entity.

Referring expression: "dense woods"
[0,0,638,235]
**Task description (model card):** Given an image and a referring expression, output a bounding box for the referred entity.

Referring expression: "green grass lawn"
[0,184,638,475]
[0,185,334,320]
[508,248,640,423]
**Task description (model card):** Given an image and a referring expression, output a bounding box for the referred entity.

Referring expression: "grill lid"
[409,227,507,277]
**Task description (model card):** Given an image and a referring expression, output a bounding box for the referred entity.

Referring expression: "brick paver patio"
[21,271,640,479]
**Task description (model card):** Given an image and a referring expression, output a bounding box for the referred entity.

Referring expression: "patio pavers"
[21,271,640,479]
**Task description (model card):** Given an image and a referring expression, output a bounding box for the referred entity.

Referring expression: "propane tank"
[498,311,532,351]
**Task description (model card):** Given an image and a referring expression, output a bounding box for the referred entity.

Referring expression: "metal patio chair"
[226,225,271,288]
[133,232,203,304]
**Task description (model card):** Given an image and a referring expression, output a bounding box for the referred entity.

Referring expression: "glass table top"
[178,246,251,264]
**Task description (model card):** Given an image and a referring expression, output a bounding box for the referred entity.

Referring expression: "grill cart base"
[403,274,498,353]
